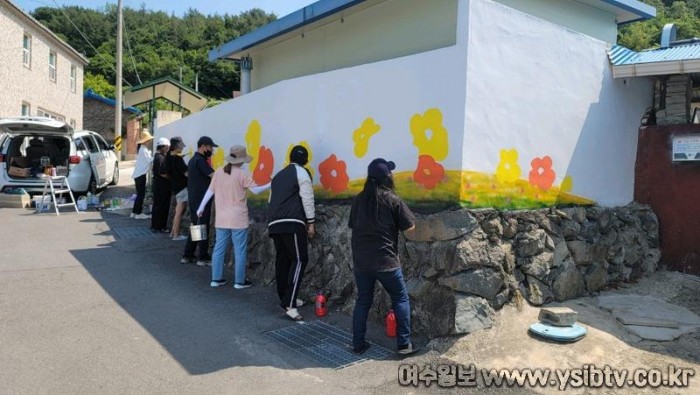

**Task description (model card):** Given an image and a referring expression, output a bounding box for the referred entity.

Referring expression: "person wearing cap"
[150,137,171,233]
[131,129,154,220]
[165,137,189,241]
[196,145,271,288]
[267,145,316,321]
[348,158,417,356]
[182,136,218,266]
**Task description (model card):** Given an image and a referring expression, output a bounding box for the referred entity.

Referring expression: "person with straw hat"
[197,145,270,289]
[131,129,154,220]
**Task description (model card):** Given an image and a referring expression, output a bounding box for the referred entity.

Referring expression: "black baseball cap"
[367,158,396,180]
[197,136,218,148]
[289,145,309,166]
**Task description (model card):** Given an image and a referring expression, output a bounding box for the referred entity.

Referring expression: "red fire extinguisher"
[315,291,327,317]
[386,309,397,337]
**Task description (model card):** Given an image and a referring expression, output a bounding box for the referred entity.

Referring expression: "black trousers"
[183,199,211,260]
[272,231,309,309]
[150,179,171,231]
[132,174,146,214]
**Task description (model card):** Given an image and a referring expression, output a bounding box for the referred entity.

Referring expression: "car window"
[81,136,98,153]
[94,134,110,151]
[75,138,86,151]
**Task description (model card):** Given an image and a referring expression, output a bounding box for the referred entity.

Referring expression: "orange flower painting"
[318,154,350,193]
[528,156,556,190]
[413,155,445,189]
[252,146,274,185]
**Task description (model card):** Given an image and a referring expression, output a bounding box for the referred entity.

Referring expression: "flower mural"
[528,156,556,190]
[253,146,274,185]
[353,118,381,158]
[245,120,262,172]
[495,149,521,184]
[211,147,225,169]
[285,141,315,177]
[319,154,350,193]
[413,155,445,189]
[561,175,573,193]
[410,108,449,161]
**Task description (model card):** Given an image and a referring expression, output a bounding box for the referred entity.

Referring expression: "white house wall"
[463,0,651,207]
[0,3,84,127]
[494,0,618,43]
[250,0,458,90]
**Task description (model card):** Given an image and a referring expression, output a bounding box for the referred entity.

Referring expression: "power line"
[123,17,142,84]
[50,0,132,87]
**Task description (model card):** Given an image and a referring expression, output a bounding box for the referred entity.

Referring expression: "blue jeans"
[211,228,248,284]
[353,268,411,349]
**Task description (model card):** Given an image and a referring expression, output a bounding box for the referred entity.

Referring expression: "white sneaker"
[172,235,188,241]
[130,213,136,218]
[135,214,151,220]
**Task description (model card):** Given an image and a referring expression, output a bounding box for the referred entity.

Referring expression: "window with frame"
[22,33,31,67]
[21,102,31,116]
[37,108,65,121]
[49,51,56,81]
[81,136,99,153]
[70,65,76,92]
[94,135,110,151]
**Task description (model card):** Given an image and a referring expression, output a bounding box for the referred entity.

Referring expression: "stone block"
[538,307,578,326]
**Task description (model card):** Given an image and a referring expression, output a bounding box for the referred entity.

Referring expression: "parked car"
[0,117,119,195]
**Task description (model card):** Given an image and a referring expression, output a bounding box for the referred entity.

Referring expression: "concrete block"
[538,306,578,326]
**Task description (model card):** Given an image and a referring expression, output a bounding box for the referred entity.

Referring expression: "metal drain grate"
[112,226,158,240]
[266,320,393,369]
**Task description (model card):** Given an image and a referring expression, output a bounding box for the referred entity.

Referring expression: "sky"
[13,0,318,18]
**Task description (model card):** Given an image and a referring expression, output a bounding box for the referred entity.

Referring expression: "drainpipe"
[240,56,253,95]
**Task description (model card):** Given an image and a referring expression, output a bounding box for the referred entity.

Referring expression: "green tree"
[84,72,115,98]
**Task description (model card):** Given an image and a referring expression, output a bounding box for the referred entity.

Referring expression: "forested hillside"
[28,1,700,101]
[30,5,276,100]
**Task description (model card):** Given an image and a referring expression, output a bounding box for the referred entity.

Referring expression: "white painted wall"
[464,0,651,206]
[159,44,467,185]
[160,0,650,208]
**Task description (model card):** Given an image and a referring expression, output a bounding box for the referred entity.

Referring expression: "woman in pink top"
[197,145,270,289]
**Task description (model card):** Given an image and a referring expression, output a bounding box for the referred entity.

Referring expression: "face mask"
[204,149,213,158]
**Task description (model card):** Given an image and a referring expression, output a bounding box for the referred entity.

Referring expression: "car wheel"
[109,163,119,185]
[88,175,98,195]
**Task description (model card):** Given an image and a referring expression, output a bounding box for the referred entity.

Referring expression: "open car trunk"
[4,134,72,181]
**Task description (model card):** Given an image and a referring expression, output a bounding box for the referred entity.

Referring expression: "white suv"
[0,117,119,195]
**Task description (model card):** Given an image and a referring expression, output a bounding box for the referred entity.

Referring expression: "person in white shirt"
[131,130,154,219]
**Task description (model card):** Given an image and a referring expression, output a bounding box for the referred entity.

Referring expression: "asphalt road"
[0,206,513,394]
[0,159,527,394]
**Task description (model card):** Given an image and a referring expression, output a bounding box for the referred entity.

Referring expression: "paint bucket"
[189,220,207,242]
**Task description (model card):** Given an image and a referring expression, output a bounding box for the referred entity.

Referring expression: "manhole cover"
[266,320,393,369]
[112,226,157,240]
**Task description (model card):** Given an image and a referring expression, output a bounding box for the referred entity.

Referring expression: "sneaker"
[397,343,419,356]
[196,260,211,267]
[352,341,370,355]
[295,298,305,307]
[130,213,136,218]
[210,279,228,287]
[180,256,196,264]
[172,235,188,241]
[135,214,151,220]
[234,279,253,289]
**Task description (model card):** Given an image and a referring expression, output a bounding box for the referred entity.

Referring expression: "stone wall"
[246,203,660,338]
[171,202,660,339]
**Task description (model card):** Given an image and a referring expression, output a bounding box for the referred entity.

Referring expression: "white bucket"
[77,197,88,211]
[189,223,207,241]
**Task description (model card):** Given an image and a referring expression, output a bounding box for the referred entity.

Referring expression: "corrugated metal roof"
[609,44,700,65]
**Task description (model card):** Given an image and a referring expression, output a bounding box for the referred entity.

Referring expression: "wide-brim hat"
[225,145,253,165]
[136,130,154,144]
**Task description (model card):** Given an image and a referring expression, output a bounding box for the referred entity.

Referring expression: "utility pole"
[115,0,123,160]
[195,72,199,92]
